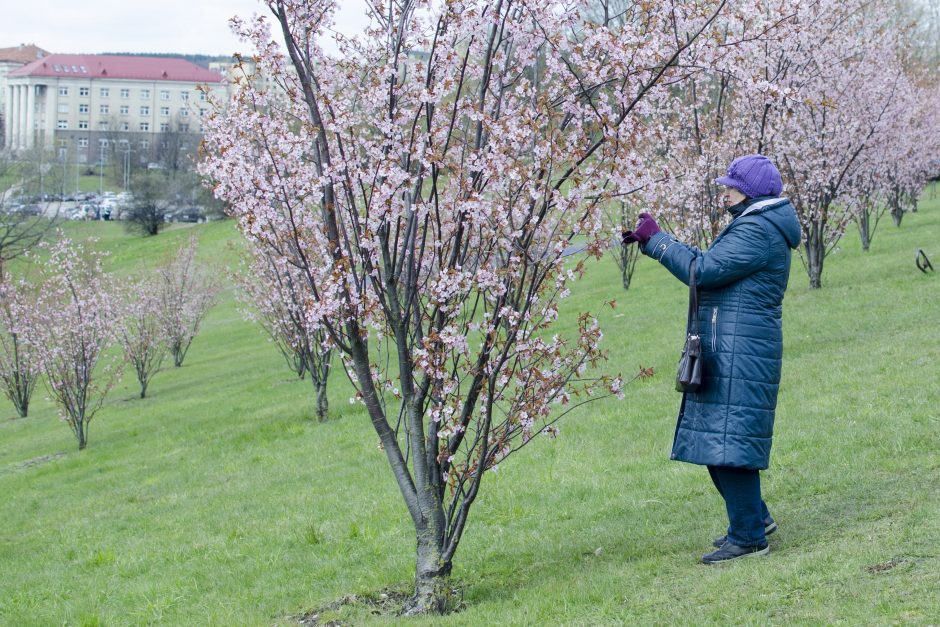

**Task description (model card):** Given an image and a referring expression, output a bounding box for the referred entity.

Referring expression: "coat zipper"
[711,306,719,352]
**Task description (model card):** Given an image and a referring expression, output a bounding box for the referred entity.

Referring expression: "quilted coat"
[641,196,802,469]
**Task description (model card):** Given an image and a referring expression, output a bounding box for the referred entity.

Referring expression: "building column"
[11,85,21,151]
[3,85,12,149]
[42,84,55,151]
[17,85,27,151]
[25,82,36,150]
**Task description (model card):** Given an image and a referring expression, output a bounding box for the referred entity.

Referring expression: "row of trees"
[0,235,217,448]
[615,0,940,288]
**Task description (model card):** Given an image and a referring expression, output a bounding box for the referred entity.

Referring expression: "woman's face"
[720,186,746,208]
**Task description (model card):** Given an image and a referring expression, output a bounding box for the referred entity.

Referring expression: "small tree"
[157,235,219,367]
[22,236,121,449]
[610,202,641,290]
[0,280,39,417]
[119,278,168,398]
[202,0,750,613]
[124,171,177,236]
[235,248,332,419]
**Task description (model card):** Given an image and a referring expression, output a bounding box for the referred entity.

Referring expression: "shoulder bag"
[676,258,703,393]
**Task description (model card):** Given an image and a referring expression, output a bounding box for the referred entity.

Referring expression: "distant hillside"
[101,52,235,69]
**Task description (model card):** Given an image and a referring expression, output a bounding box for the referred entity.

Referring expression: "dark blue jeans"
[707,465,771,547]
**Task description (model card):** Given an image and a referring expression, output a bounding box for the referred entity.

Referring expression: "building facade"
[4,54,225,165]
[0,44,50,148]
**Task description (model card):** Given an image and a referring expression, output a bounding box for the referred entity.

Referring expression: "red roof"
[9,54,222,83]
[0,44,50,64]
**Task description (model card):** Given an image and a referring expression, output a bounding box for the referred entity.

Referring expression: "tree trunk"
[76,421,88,450]
[804,225,825,289]
[617,242,639,291]
[891,204,903,227]
[857,210,870,251]
[315,380,328,421]
[140,381,148,399]
[402,530,453,616]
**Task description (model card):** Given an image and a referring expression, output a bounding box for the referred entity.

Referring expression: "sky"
[0,0,371,57]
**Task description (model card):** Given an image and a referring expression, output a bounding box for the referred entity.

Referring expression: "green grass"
[1,188,939,625]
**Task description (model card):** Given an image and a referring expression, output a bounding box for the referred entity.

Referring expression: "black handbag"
[676,259,703,393]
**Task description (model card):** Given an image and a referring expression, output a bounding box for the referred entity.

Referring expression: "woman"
[624,154,802,564]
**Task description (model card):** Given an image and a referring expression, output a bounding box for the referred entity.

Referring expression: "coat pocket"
[711,306,719,352]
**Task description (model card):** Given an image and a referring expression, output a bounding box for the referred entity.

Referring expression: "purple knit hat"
[715,154,783,198]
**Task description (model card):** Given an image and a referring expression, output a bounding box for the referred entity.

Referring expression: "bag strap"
[686,258,698,334]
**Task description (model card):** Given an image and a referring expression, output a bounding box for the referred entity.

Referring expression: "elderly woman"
[624,154,802,564]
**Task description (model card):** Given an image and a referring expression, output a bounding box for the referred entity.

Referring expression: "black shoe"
[712,519,777,548]
[702,541,769,564]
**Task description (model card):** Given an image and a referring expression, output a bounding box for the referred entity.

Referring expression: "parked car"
[164,207,202,223]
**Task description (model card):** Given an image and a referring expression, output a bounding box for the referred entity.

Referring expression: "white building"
[4,54,225,163]
[0,44,50,148]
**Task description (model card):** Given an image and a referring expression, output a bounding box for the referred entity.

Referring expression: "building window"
[78,137,89,148]
[57,120,68,129]
[58,139,69,148]
[140,106,150,115]
[120,105,129,115]
[98,121,109,130]
[160,106,170,116]
[199,91,206,101]
[100,104,109,114]
[179,108,189,117]
[140,122,150,132]
[58,103,69,113]
[58,86,69,96]
[139,139,150,150]
[179,124,189,133]
[120,122,130,131]
[99,138,110,148]
[160,90,170,100]
[79,104,89,113]
[100,88,109,97]
[141,89,150,99]
[199,108,207,117]
[78,120,89,129]
[120,88,130,98]
[79,87,89,97]
[159,123,170,132]
[180,91,189,101]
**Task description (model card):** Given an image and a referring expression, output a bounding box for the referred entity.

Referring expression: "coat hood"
[742,197,802,249]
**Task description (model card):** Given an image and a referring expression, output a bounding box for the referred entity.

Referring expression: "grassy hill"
[1,189,938,625]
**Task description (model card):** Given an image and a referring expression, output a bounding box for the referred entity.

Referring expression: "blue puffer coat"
[641,197,802,469]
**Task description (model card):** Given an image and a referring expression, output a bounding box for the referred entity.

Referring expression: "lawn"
[1,188,938,625]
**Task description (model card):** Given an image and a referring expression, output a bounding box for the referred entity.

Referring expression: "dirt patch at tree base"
[289,584,465,624]
[290,588,410,625]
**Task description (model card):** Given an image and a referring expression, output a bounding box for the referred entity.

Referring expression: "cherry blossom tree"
[0,280,39,418]
[201,0,763,613]
[119,278,168,399]
[21,237,121,449]
[234,248,332,419]
[157,235,220,368]
[734,0,934,287]
[631,3,800,247]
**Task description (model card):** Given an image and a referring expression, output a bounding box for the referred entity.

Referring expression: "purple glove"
[622,212,661,245]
